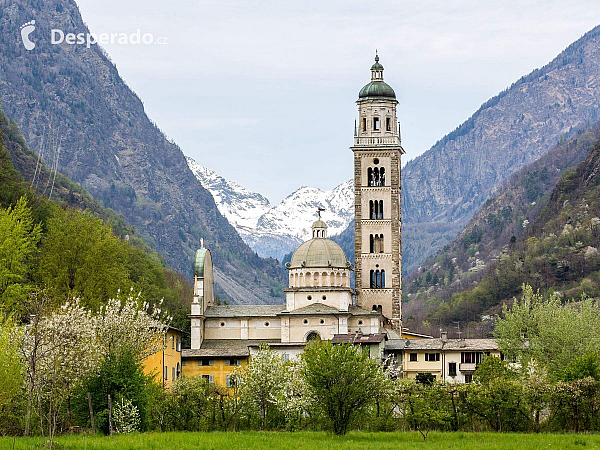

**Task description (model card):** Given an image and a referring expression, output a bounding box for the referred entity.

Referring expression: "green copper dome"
[289,238,349,269]
[358,81,396,100]
[194,248,209,277]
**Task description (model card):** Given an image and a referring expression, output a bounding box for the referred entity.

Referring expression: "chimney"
[441,331,448,342]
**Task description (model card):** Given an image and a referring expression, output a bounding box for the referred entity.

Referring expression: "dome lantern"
[358,51,396,101]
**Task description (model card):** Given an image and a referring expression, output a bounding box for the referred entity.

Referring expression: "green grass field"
[1,431,599,449]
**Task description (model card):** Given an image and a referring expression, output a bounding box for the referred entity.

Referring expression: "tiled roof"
[332,333,387,344]
[181,339,281,358]
[203,305,285,318]
[385,338,498,351]
[202,303,377,318]
[348,305,378,316]
[281,303,342,315]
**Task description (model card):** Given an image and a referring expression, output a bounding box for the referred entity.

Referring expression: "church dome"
[358,81,396,100]
[288,217,349,269]
[289,238,349,269]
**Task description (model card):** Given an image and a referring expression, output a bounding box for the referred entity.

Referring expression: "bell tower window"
[386,117,391,131]
[373,117,380,131]
[367,167,385,187]
[362,117,367,132]
[369,269,386,288]
[369,200,384,220]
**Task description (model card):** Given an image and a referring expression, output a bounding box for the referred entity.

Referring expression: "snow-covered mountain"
[186,156,353,261]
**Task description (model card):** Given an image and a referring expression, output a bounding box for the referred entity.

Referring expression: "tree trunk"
[108,394,113,435]
[87,392,96,434]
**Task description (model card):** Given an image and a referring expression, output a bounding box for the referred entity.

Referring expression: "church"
[165,55,499,387]
[178,53,422,386]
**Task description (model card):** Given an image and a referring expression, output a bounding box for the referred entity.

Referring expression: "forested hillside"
[0,0,285,303]
[403,129,600,335]
[0,106,193,334]
[396,26,600,273]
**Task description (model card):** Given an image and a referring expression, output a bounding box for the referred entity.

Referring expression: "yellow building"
[143,327,184,388]
[181,341,250,387]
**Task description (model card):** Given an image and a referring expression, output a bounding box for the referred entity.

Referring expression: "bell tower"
[352,52,404,330]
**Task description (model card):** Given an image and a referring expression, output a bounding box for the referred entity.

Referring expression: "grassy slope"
[2,431,599,449]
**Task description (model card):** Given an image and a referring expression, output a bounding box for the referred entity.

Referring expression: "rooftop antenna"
[453,321,462,340]
[200,238,204,249]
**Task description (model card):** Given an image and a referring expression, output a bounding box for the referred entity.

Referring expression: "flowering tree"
[19,294,100,447]
[113,397,140,434]
[95,288,171,362]
[238,344,288,429]
[273,359,312,430]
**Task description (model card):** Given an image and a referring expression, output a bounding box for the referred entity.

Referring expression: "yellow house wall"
[182,357,248,387]
[402,350,442,379]
[143,329,182,388]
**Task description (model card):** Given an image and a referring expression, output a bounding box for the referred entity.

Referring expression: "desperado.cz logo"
[19,19,167,50]
[20,20,36,50]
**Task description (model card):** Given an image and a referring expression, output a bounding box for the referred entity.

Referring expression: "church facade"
[180,55,421,387]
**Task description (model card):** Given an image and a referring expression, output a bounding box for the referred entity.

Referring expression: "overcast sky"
[75,0,599,203]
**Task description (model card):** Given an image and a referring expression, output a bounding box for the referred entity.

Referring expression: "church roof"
[204,305,284,318]
[332,333,387,344]
[289,238,349,269]
[280,303,342,315]
[202,304,377,318]
[182,339,280,358]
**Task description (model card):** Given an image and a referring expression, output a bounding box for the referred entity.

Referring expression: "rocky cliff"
[401,25,600,273]
[0,0,286,303]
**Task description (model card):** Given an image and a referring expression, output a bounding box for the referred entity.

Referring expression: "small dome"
[312,219,328,229]
[289,238,349,269]
[358,81,396,100]
[371,53,384,70]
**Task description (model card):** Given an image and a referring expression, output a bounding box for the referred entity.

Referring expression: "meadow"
[1,431,599,450]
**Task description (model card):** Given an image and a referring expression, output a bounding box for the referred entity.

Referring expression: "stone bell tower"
[352,52,405,330]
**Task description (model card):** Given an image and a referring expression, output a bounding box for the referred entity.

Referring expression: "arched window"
[306,331,321,342]
[369,200,376,220]
[368,167,373,186]
[378,200,384,219]
[370,234,375,253]
[370,270,386,288]
[374,167,380,186]
[380,168,385,186]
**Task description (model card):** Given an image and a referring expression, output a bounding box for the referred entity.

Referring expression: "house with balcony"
[385,333,501,383]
